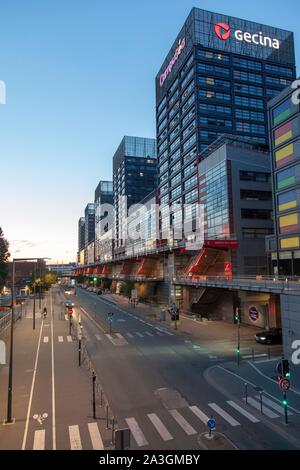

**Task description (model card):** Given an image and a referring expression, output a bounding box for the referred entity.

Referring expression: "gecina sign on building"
[214,21,280,49]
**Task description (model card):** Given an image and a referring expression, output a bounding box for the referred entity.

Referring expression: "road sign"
[131,289,137,300]
[115,428,131,450]
[207,418,216,430]
[249,305,259,322]
[279,378,291,392]
[107,312,114,324]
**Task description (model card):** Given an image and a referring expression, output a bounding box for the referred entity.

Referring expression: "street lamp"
[5,256,50,424]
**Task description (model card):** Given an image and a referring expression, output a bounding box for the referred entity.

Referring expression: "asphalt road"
[75,287,300,450]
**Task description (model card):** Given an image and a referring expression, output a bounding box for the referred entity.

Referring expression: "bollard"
[259,392,263,414]
[92,371,96,419]
[106,405,109,429]
[100,389,103,407]
[111,418,115,444]
[245,383,248,404]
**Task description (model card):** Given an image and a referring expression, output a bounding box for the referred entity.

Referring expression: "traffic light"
[234,308,241,323]
[283,397,288,406]
[93,277,97,282]
[282,359,290,378]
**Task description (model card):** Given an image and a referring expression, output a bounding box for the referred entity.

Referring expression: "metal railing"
[174,274,300,293]
[0,308,23,335]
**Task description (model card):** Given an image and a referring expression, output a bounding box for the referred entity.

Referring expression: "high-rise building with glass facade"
[113,136,157,257]
[156,7,296,243]
[77,217,85,263]
[94,181,113,262]
[268,80,300,275]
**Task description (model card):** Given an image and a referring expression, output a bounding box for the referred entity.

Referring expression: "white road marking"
[169,409,197,435]
[88,423,104,450]
[67,336,73,342]
[156,331,164,336]
[51,291,56,450]
[21,318,44,450]
[95,334,102,341]
[255,395,293,416]
[243,397,280,418]
[33,430,45,450]
[147,413,173,441]
[126,333,134,338]
[136,332,144,338]
[189,406,210,425]
[43,336,49,343]
[208,403,240,426]
[106,334,128,346]
[145,332,154,337]
[242,353,268,359]
[58,336,63,343]
[69,425,82,450]
[227,401,260,423]
[125,418,148,447]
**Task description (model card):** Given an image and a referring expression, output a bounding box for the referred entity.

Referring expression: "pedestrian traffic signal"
[282,359,290,378]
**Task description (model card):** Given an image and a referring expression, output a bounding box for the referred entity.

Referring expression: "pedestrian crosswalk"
[32,422,104,450]
[123,329,173,340]
[120,394,293,448]
[43,336,74,344]
[31,393,291,450]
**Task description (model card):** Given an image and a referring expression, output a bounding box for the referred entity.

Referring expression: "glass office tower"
[113,136,157,256]
[94,181,113,263]
[156,7,296,243]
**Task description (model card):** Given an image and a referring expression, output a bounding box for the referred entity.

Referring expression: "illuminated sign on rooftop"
[160,38,186,87]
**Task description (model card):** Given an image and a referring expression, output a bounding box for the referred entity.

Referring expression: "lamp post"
[5,256,50,424]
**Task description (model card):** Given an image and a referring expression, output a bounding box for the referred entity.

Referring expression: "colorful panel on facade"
[278,190,298,212]
[273,99,292,126]
[277,167,296,189]
[275,143,294,168]
[279,212,299,234]
[274,121,293,147]
[280,236,300,249]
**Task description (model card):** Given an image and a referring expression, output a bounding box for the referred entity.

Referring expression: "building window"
[198,76,230,89]
[185,188,198,203]
[241,209,273,220]
[182,120,196,139]
[233,57,262,70]
[171,173,181,187]
[197,63,230,76]
[200,116,232,129]
[234,83,263,96]
[236,121,265,134]
[169,113,180,130]
[182,80,194,101]
[234,96,264,109]
[181,68,194,90]
[200,103,231,115]
[182,107,195,127]
[184,175,197,191]
[240,190,272,201]
[265,64,293,76]
[266,76,291,86]
[199,90,231,102]
[234,70,262,83]
[170,137,181,153]
[183,133,196,152]
[240,171,270,182]
[235,109,264,122]
[197,49,229,63]
[242,228,273,239]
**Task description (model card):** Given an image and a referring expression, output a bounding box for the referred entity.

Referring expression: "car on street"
[65,301,74,308]
[255,328,282,345]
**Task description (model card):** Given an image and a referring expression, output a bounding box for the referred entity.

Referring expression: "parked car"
[255,328,282,345]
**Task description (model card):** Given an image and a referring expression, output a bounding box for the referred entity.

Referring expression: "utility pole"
[6,260,15,424]
[33,262,36,330]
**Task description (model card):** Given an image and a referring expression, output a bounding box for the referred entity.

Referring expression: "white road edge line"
[51,290,56,450]
[21,315,44,450]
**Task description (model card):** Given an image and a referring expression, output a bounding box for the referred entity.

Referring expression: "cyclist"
[42,307,47,320]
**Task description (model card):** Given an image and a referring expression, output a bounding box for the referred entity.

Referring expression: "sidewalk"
[101,293,281,359]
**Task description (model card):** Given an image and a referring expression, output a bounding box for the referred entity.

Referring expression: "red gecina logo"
[214,22,231,40]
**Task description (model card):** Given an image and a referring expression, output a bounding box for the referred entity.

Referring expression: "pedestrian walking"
[42,307,47,320]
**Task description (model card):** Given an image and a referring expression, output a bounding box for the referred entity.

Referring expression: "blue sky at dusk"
[0,0,299,262]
